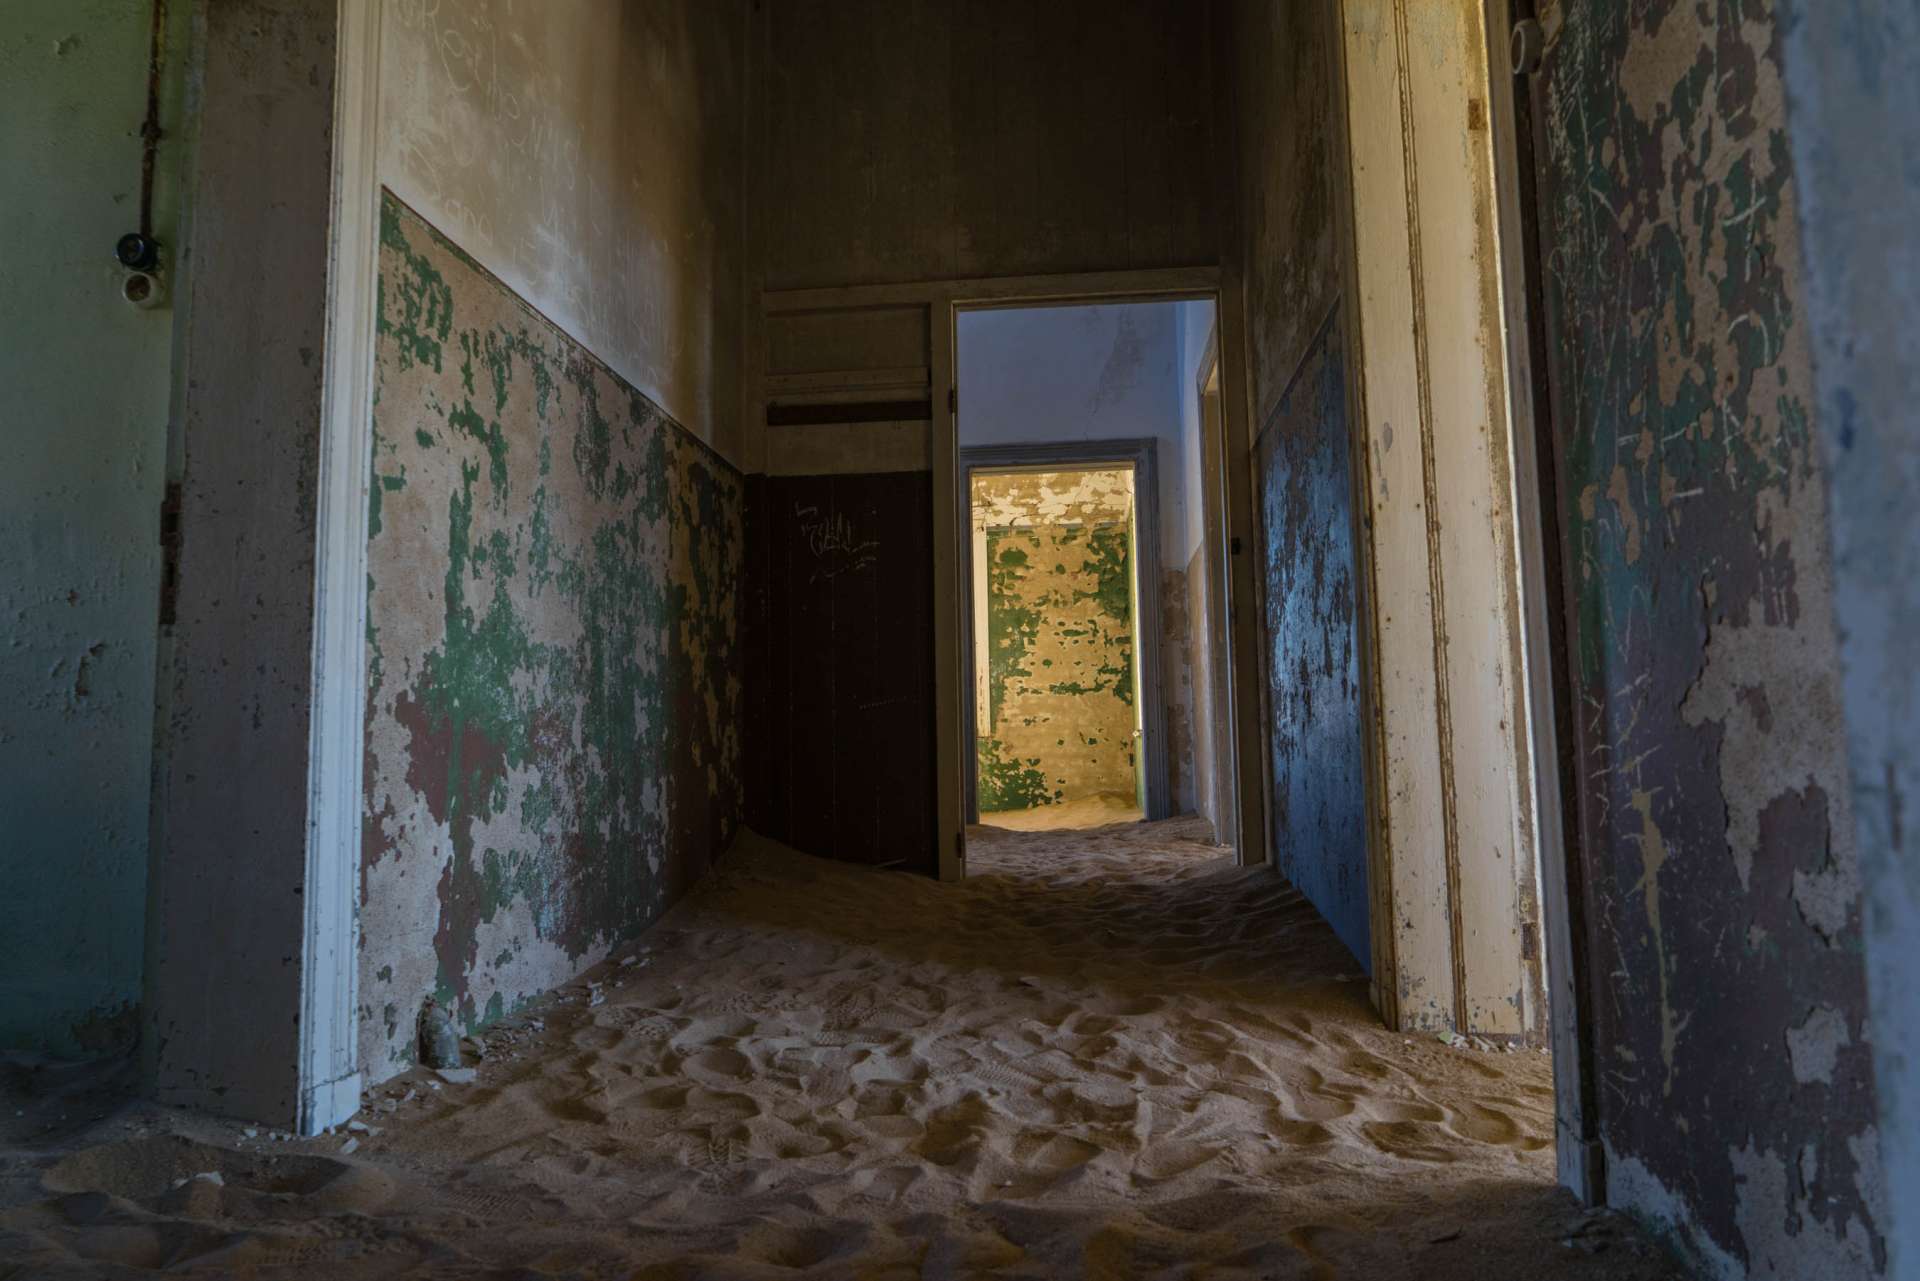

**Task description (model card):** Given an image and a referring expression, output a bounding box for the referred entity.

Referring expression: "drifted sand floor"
[1,818,1689,1279]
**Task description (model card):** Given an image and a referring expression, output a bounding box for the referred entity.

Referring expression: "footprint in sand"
[1010,1130,1102,1177]
[43,1136,395,1218]
[625,1014,680,1041]
[686,1045,752,1082]
[735,1220,866,1270]
[1133,1138,1224,1181]
[1280,1065,1362,1121]
[246,1237,377,1271]
[1339,1050,1397,1080]
[913,1095,994,1167]
[1360,1119,1462,1164]
[664,1084,760,1123]
[691,1132,750,1189]
[849,1163,922,1205]
[1367,1097,1446,1123]
[1042,1082,1138,1127]
[851,1081,914,1119]
[1445,1102,1551,1150]
[1268,1116,1336,1147]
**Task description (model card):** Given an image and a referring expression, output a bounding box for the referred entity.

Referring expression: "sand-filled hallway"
[2,821,1686,1279]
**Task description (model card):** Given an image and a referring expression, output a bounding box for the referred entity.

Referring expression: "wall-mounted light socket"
[122,270,166,310]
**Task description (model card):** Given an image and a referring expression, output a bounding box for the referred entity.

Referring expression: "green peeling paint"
[978,739,1054,811]
[361,195,742,1076]
[976,516,1137,811]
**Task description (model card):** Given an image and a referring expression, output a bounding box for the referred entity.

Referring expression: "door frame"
[303,0,383,1132]
[944,272,1261,881]
[958,439,1166,825]
[1483,0,1602,1201]
[943,280,1263,879]
[1324,0,1598,1197]
[1193,329,1242,849]
[760,266,1263,885]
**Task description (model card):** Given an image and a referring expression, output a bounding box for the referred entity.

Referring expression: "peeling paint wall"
[1230,0,1368,959]
[1256,314,1367,969]
[0,0,189,1056]
[972,470,1139,812]
[1531,2,1885,1273]
[379,0,746,462]
[359,198,742,1080]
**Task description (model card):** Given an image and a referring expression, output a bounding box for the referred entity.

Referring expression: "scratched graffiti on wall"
[972,469,1138,812]
[1534,2,1883,1273]
[359,194,741,1079]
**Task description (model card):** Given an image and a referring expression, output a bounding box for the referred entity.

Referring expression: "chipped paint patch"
[1731,1139,1882,1280]
[1786,1005,1849,1087]
[359,195,741,1079]
[1535,1,1884,1272]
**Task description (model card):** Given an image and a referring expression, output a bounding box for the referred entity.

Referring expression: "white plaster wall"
[1174,298,1228,837]
[378,0,745,462]
[1176,300,1217,563]
[956,303,1189,564]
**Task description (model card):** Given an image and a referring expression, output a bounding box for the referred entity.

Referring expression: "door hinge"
[948,387,957,415]
[955,830,965,860]
[1511,18,1545,76]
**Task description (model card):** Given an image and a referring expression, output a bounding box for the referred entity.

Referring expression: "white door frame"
[759,267,1260,882]
[299,0,383,1135]
[938,275,1263,876]
[1477,0,1601,1200]
[1324,0,1597,1198]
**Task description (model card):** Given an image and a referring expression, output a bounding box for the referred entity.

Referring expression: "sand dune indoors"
[1,820,1683,1278]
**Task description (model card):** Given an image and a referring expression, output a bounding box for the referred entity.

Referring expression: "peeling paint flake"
[1537,1,1883,1273]
[359,196,741,1078]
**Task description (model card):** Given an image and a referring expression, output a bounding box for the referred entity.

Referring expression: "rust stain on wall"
[359,195,741,1079]
[1534,2,1883,1273]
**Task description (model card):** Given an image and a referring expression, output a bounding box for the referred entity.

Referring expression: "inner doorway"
[965,458,1153,831]
[952,299,1234,847]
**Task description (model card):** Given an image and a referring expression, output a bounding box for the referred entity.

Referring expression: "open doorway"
[951,299,1237,851]
[965,459,1151,832]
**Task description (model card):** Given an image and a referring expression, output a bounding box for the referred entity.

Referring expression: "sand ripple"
[1,819,1686,1279]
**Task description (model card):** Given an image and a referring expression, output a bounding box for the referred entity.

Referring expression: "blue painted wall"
[1255,308,1368,970]
[1781,3,1920,1271]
